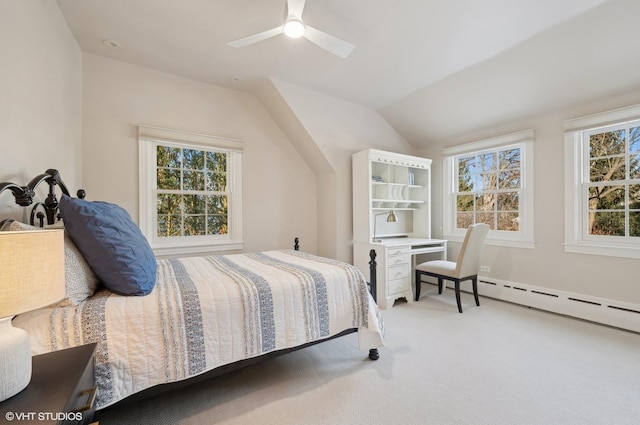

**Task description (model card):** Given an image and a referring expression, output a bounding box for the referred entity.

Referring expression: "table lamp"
[0,229,65,402]
[372,210,398,242]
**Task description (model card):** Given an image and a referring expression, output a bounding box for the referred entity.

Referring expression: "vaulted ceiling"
[56,0,640,146]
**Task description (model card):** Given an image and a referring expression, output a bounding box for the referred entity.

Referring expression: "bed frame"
[0,169,381,408]
[0,168,85,228]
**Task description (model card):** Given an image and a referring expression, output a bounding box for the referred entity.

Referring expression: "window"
[443,130,534,248]
[564,104,640,258]
[139,126,243,256]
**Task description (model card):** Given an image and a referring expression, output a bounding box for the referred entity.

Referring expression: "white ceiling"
[56,0,640,146]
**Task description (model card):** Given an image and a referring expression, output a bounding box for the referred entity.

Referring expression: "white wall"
[0,1,82,219]
[419,90,640,305]
[269,80,416,262]
[81,54,316,253]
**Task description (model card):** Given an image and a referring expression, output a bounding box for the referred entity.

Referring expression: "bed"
[0,169,384,410]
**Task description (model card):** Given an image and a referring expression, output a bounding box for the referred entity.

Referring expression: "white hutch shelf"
[352,149,437,308]
[353,149,432,244]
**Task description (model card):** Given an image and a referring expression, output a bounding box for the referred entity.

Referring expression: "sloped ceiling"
[56,0,640,146]
[381,0,640,143]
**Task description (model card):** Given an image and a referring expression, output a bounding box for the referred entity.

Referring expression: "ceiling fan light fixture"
[283,18,305,38]
[226,1,354,57]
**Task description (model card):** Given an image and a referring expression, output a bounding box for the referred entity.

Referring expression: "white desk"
[354,238,447,308]
[379,237,448,259]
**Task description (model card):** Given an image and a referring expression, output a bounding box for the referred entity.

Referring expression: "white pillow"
[1,220,100,306]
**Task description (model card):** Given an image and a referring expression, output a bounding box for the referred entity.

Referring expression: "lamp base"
[0,317,31,402]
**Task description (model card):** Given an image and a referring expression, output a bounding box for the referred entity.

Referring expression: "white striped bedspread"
[14,249,384,409]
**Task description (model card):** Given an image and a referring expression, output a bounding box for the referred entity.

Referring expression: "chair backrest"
[455,223,490,278]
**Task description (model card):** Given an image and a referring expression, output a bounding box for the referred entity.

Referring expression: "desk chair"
[415,223,489,313]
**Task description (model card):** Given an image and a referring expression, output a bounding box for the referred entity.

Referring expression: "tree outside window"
[156,145,229,238]
[586,125,640,238]
[455,147,521,231]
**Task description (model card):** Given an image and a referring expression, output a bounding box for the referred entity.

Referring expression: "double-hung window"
[442,130,535,248]
[138,126,243,256]
[564,104,640,258]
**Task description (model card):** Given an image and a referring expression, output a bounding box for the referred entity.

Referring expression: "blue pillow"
[59,194,157,296]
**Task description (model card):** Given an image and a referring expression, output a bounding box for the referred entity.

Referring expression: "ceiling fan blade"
[304,25,355,58]
[287,0,306,19]
[227,26,284,48]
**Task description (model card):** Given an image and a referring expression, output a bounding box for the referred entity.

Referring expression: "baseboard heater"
[453,277,640,333]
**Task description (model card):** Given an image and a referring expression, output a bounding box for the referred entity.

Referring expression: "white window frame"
[442,130,535,249]
[564,104,640,259]
[138,125,243,256]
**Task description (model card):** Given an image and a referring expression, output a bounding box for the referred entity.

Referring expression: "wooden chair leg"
[437,277,443,294]
[455,279,462,313]
[415,270,421,301]
[472,276,480,306]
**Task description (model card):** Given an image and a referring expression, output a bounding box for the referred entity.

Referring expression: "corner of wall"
[251,78,335,176]
[251,78,337,258]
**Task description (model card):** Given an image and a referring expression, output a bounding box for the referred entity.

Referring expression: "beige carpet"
[97,290,640,425]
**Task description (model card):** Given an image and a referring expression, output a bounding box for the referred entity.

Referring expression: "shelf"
[371,232,410,240]
[372,199,424,210]
[372,198,425,204]
[370,182,424,189]
[355,147,432,245]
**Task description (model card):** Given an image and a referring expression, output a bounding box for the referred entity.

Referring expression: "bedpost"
[367,249,379,361]
[0,169,76,227]
[294,237,299,251]
[368,249,377,303]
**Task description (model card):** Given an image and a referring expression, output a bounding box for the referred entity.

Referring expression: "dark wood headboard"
[0,169,84,227]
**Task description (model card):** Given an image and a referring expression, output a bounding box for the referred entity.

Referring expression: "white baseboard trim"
[452,276,640,333]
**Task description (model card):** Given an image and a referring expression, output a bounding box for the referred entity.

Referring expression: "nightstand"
[0,343,97,425]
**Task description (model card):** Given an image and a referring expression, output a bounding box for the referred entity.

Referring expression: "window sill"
[444,233,535,249]
[563,242,640,259]
[152,242,244,257]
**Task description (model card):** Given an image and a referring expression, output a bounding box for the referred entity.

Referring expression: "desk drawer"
[388,263,409,280]
[388,277,410,295]
[387,254,409,267]
[388,247,411,257]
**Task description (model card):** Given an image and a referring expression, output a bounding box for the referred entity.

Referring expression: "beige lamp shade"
[0,229,65,318]
[0,228,65,401]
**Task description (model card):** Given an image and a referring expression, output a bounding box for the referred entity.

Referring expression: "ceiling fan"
[226,0,355,58]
